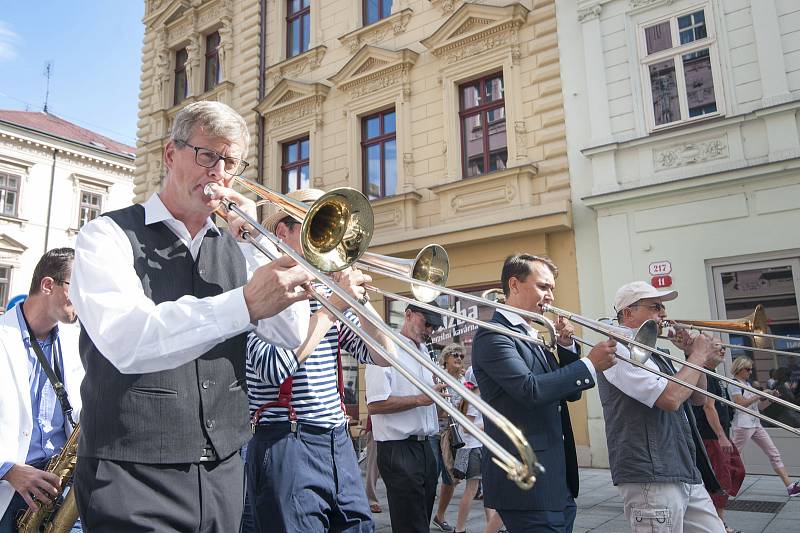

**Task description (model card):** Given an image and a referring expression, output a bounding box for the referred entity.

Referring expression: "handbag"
[447,416,465,450]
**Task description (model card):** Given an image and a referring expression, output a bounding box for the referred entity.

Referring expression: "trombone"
[662,305,800,358]
[209,179,544,489]
[540,303,800,436]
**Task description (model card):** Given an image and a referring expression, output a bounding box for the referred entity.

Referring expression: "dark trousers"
[246,423,373,533]
[376,439,438,533]
[74,453,243,533]
[498,497,577,533]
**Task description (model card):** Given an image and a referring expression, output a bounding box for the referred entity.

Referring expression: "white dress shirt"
[366,332,439,442]
[71,193,310,374]
[496,308,596,380]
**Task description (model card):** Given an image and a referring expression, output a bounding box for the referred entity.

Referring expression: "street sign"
[651,275,673,288]
[649,261,672,276]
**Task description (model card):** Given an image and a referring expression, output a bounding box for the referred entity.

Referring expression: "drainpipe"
[256,0,268,222]
[43,148,58,253]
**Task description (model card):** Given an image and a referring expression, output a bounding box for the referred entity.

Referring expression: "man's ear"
[164,140,177,172]
[40,276,55,295]
[274,222,287,240]
[507,276,518,295]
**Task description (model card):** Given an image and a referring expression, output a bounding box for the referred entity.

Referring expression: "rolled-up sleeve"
[366,365,392,404]
[72,216,308,374]
[603,345,668,408]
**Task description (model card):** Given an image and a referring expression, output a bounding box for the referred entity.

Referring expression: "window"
[459,73,507,179]
[361,109,397,200]
[641,8,721,129]
[79,191,102,228]
[0,265,9,308]
[363,0,392,25]
[204,32,221,92]
[0,171,20,217]
[281,137,310,193]
[287,0,310,58]
[174,47,188,106]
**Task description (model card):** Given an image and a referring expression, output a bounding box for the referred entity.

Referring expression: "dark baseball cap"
[406,303,444,328]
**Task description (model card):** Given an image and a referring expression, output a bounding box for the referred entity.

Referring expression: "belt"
[199,444,219,462]
[404,435,431,442]
[254,422,336,436]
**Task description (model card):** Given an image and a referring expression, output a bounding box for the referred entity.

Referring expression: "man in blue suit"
[472,254,617,533]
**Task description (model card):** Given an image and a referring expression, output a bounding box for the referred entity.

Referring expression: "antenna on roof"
[43,60,54,113]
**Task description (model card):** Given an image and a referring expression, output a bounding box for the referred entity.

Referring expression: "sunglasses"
[449,353,464,359]
[630,302,666,312]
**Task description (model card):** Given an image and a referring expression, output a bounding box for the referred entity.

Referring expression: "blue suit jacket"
[472,311,594,511]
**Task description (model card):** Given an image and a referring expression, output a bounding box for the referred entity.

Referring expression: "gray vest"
[597,353,701,485]
[78,205,250,464]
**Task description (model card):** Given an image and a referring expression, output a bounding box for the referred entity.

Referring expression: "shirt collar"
[143,193,221,236]
[497,308,528,328]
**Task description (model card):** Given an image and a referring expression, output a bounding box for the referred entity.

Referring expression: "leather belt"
[404,435,430,442]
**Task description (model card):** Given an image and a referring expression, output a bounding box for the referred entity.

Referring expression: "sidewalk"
[366,468,799,532]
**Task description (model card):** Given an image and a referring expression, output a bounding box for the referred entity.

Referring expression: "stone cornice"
[421,3,528,65]
[328,46,418,98]
[256,79,330,129]
[265,45,328,90]
[0,130,135,172]
[339,8,413,54]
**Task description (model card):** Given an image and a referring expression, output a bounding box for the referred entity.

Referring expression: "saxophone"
[16,424,80,533]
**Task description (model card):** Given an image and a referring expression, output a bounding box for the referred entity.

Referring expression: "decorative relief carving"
[629,0,674,9]
[514,121,527,158]
[339,9,413,54]
[218,16,233,80]
[451,185,515,213]
[653,136,728,170]
[168,19,193,44]
[403,153,414,178]
[348,72,402,98]
[577,5,602,22]
[453,17,493,37]
[431,0,458,15]
[443,31,511,64]
[330,47,418,100]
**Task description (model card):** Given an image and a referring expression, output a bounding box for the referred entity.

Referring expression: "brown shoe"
[370,504,382,513]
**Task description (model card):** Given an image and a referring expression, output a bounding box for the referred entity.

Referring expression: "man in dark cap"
[366,302,447,532]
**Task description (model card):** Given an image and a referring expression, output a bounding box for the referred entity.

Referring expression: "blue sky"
[0,2,145,147]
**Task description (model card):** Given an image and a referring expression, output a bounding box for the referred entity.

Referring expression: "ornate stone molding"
[339,8,413,54]
[371,191,422,233]
[653,135,729,171]
[577,5,602,22]
[256,79,330,130]
[429,164,539,219]
[430,0,460,16]
[265,45,328,90]
[628,0,674,12]
[420,3,529,66]
[328,46,418,99]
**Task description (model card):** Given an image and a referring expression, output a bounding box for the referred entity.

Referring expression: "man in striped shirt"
[245,189,393,533]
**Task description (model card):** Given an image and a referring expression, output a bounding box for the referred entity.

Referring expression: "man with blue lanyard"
[0,248,83,532]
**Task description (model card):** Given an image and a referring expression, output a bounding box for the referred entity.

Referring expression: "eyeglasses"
[449,353,465,360]
[744,367,753,371]
[630,302,666,312]
[177,141,249,177]
[55,280,70,286]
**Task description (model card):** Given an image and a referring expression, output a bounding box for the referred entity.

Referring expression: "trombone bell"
[670,305,772,349]
[302,188,374,272]
[360,244,450,303]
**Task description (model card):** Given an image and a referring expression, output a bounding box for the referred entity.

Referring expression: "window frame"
[78,189,103,229]
[0,264,10,309]
[286,0,311,59]
[362,0,393,26]
[173,47,189,106]
[281,136,311,193]
[204,31,221,93]
[0,170,21,218]
[458,72,508,180]
[361,108,397,200]
[637,4,724,132]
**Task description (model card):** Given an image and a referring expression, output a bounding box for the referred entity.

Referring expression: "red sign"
[651,275,673,288]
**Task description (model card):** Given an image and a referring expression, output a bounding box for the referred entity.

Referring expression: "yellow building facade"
[136,0,590,461]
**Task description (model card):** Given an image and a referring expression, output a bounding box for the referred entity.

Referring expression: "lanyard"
[21,309,76,429]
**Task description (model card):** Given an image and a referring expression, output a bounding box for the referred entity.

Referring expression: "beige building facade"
[136,0,591,460]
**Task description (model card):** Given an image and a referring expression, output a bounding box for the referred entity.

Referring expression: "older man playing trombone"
[597,281,726,533]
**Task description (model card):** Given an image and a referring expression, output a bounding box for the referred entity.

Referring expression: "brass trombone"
[540,303,800,436]
[208,180,544,489]
[662,305,800,358]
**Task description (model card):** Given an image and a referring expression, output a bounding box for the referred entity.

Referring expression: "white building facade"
[0,111,135,307]
[557,0,800,471]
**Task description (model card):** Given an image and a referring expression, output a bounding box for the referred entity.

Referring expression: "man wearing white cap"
[597,281,726,533]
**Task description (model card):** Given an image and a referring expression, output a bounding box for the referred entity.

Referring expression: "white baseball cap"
[613,281,678,312]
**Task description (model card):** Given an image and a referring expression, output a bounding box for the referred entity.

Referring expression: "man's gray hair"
[170,101,250,159]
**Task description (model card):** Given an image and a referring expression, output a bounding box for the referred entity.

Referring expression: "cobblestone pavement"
[366,468,799,532]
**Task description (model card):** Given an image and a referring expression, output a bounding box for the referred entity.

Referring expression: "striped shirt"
[246,284,374,429]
